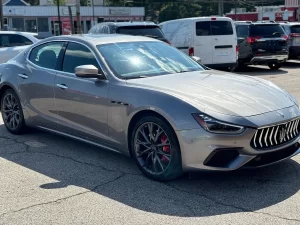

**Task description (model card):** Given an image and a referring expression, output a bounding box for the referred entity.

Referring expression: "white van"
[159,17,238,69]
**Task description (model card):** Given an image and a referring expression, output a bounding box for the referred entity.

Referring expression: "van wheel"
[268,63,282,70]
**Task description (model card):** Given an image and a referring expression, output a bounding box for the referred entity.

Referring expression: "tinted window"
[62,42,99,74]
[0,34,32,48]
[29,42,64,69]
[291,25,300,33]
[196,21,233,36]
[211,21,233,35]
[196,21,211,36]
[117,26,164,38]
[236,25,249,37]
[97,41,204,79]
[250,25,285,36]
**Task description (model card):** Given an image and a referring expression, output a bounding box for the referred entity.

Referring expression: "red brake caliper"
[160,134,170,162]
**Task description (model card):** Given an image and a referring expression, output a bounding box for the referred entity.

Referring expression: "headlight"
[192,113,245,134]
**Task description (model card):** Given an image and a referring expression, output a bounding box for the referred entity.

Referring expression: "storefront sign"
[3,8,25,16]
[62,8,76,16]
[62,21,72,34]
[109,8,130,15]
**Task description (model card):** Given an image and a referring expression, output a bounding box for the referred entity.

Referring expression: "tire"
[268,63,282,70]
[1,89,26,134]
[131,116,183,181]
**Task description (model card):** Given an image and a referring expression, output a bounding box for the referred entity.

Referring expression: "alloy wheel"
[2,93,20,130]
[134,122,172,175]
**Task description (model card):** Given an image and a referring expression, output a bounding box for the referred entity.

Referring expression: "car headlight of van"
[193,113,245,134]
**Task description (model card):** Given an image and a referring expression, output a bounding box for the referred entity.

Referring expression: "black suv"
[235,22,289,70]
[88,21,170,44]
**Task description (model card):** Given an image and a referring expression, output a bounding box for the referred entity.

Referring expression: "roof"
[95,21,156,27]
[43,34,159,46]
[4,0,30,6]
[159,16,232,25]
[0,31,37,36]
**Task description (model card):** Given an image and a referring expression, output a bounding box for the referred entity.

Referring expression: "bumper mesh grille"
[251,118,300,150]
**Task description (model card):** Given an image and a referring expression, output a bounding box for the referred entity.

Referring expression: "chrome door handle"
[18,73,28,79]
[56,84,68,89]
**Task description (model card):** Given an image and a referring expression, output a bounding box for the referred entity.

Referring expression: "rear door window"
[211,21,233,35]
[116,26,164,38]
[291,25,300,33]
[196,21,211,36]
[29,42,64,70]
[236,25,249,37]
[196,21,233,36]
[250,25,285,37]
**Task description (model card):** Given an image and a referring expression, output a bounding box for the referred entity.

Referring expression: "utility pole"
[68,6,74,34]
[234,0,237,21]
[76,0,81,34]
[57,0,62,35]
[0,0,4,30]
[92,0,95,26]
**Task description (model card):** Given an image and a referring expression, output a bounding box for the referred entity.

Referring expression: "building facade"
[2,6,145,34]
[226,0,300,22]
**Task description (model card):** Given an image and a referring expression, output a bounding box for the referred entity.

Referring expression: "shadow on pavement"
[0,125,299,217]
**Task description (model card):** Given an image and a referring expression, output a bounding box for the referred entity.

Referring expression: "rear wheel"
[268,63,282,70]
[131,116,183,181]
[1,89,26,134]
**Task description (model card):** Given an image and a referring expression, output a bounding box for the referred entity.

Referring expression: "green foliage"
[53,0,66,5]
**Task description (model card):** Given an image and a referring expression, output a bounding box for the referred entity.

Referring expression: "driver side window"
[62,42,100,74]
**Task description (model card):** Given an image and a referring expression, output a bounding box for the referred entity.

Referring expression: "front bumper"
[176,127,300,172]
[249,55,288,65]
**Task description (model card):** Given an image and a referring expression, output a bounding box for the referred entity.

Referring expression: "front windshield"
[97,41,204,79]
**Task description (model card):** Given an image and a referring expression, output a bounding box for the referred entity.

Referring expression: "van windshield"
[196,21,233,36]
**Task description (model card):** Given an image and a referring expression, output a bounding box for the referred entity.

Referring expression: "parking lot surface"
[0,61,299,225]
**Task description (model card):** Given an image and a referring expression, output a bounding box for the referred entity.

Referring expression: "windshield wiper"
[144,35,159,38]
[125,75,149,80]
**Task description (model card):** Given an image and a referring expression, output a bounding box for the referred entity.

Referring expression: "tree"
[53,0,66,5]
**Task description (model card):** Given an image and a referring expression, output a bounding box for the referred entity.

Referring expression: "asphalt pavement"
[0,61,299,225]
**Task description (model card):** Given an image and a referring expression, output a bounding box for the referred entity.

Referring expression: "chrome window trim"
[26,39,109,80]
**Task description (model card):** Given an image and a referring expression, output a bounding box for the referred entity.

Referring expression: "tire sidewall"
[131,116,183,181]
[1,89,25,134]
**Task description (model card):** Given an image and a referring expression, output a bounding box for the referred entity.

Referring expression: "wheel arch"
[127,109,179,157]
[0,84,19,110]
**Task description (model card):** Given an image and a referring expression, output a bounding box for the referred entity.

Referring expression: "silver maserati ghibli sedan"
[0,34,299,181]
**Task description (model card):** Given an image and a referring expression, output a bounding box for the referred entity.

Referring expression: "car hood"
[126,70,296,117]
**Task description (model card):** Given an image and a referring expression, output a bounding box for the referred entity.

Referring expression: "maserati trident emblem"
[277,111,284,118]
[279,128,286,143]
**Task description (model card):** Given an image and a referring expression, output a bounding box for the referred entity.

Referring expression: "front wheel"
[1,89,26,134]
[268,63,282,70]
[131,116,183,181]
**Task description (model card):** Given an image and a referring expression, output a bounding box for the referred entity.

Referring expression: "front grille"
[251,118,300,150]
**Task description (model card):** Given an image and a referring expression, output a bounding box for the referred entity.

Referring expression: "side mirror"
[75,65,106,80]
[191,56,201,63]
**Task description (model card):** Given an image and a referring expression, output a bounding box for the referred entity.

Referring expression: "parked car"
[88,21,170,44]
[279,22,300,59]
[0,31,40,64]
[235,21,289,70]
[0,34,299,181]
[159,17,238,70]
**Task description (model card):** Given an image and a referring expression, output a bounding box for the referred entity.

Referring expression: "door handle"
[56,84,68,89]
[18,73,28,79]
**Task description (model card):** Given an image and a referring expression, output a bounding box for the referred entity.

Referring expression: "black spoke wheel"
[131,116,183,181]
[1,89,26,134]
[268,63,282,70]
